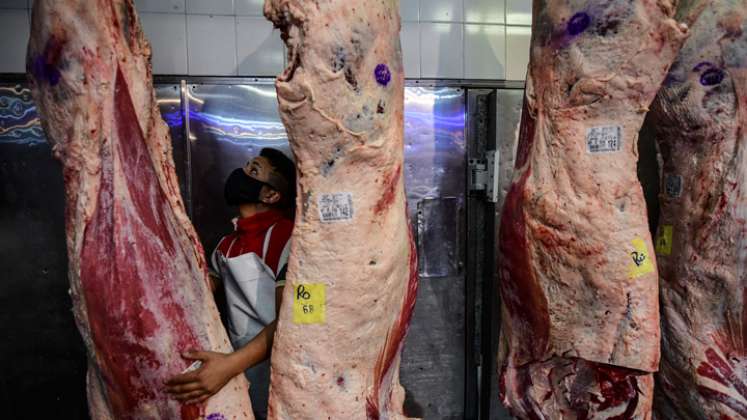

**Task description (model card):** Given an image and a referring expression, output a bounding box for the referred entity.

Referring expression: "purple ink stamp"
[206,413,227,420]
[567,12,591,36]
[374,64,391,86]
[31,37,64,86]
[693,62,714,73]
[700,68,725,86]
[31,55,61,86]
[692,62,725,86]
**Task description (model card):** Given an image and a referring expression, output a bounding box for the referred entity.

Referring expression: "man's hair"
[260,148,296,209]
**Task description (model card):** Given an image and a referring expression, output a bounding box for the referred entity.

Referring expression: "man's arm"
[208,271,221,293]
[165,285,284,404]
[208,240,225,293]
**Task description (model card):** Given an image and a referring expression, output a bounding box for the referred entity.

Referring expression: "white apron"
[215,224,278,419]
[218,223,278,348]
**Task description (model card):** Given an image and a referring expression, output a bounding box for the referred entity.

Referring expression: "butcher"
[166,147,296,420]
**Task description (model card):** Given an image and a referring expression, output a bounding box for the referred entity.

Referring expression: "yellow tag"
[628,237,655,278]
[293,284,326,324]
[655,225,673,256]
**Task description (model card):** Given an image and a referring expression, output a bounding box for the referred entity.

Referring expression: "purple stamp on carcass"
[692,62,725,86]
[693,62,715,73]
[567,12,591,36]
[700,68,725,86]
[374,64,391,86]
[31,37,65,87]
[206,413,227,420]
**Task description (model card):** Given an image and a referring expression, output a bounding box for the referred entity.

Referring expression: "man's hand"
[164,350,240,404]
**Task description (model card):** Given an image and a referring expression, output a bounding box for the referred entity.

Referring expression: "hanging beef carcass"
[263,0,417,419]
[649,1,747,418]
[497,1,687,418]
[27,1,253,418]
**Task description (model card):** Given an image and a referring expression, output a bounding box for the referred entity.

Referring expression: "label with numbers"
[665,174,683,198]
[586,125,622,153]
[628,237,655,279]
[318,193,354,223]
[655,225,673,256]
[292,284,326,324]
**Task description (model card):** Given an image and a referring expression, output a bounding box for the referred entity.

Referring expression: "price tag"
[318,193,354,223]
[655,225,673,256]
[293,284,326,324]
[586,125,622,153]
[628,237,655,279]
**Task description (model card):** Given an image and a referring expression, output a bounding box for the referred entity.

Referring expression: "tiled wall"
[404,0,531,80]
[0,0,531,80]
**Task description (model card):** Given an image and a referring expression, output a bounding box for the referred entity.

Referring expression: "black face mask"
[224,168,265,206]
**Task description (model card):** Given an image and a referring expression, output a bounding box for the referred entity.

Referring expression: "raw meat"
[648,1,747,418]
[27,1,252,419]
[263,1,417,419]
[497,1,687,418]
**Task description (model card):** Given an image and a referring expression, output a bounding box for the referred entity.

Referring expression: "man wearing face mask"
[165,148,295,419]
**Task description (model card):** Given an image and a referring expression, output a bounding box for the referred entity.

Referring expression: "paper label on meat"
[628,237,654,278]
[586,126,622,153]
[655,225,673,256]
[318,193,354,223]
[664,174,683,198]
[293,284,326,324]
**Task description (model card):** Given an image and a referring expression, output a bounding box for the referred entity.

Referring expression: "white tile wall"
[0,9,29,73]
[400,0,419,22]
[506,0,532,25]
[4,0,533,80]
[140,12,188,74]
[187,14,237,75]
[400,22,420,78]
[186,0,234,15]
[506,25,531,80]
[464,0,504,24]
[420,22,462,79]
[420,0,463,22]
[235,0,264,16]
[135,0,185,13]
[236,16,284,76]
[465,24,505,79]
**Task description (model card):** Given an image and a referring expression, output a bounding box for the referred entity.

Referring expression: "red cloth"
[215,209,293,275]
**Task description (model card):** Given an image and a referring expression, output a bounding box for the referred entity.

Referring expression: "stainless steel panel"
[401,274,467,420]
[401,87,467,420]
[495,89,524,210]
[0,84,89,419]
[417,197,461,277]
[155,84,190,215]
[186,83,289,254]
[403,87,466,218]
